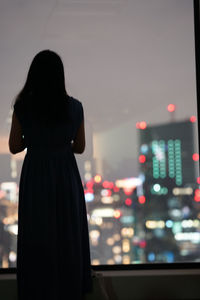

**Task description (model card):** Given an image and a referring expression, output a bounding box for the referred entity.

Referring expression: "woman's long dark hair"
[12,50,71,126]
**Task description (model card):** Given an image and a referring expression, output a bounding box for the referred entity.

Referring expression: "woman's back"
[14,96,83,148]
[14,96,93,300]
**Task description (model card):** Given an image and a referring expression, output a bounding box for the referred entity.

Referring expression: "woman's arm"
[71,119,85,154]
[8,111,26,154]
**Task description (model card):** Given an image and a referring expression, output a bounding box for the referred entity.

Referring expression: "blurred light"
[115,177,141,188]
[193,219,200,227]
[121,227,134,237]
[85,192,94,202]
[1,182,18,203]
[139,173,145,183]
[125,198,132,206]
[102,181,110,188]
[172,222,182,234]
[113,186,120,192]
[84,172,92,181]
[139,155,146,163]
[90,230,100,239]
[170,209,182,218]
[165,220,173,228]
[9,251,16,262]
[197,177,200,184]
[89,230,100,246]
[138,195,146,204]
[113,233,121,241]
[175,232,200,243]
[7,224,18,235]
[121,216,134,224]
[148,252,155,262]
[157,221,165,228]
[192,153,199,161]
[112,246,122,254]
[153,184,161,192]
[167,104,176,112]
[140,121,147,130]
[84,160,91,171]
[194,189,200,202]
[123,187,134,195]
[114,254,122,263]
[106,237,115,246]
[140,144,148,154]
[113,194,120,201]
[182,219,194,228]
[86,181,94,189]
[164,251,174,263]
[114,210,121,219]
[101,189,112,197]
[122,239,130,253]
[0,190,6,199]
[108,182,114,189]
[146,220,165,229]
[136,122,140,129]
[139,240,146,248]
[101,196,114,204]
[90,216,103,226]
[92,259,100,265]
[182,206,190,218]
[85,187,94,193]
[190,115,197,123]
[107,259,115,264]
[123,255,131,264]
[92,208,114,218]
[173,187,193,196]
[94,174,102,183]
[146,220,156,229]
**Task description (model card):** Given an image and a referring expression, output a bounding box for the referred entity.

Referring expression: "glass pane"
[1,0,199,268]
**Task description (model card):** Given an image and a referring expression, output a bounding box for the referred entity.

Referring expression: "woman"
[8,50,93,300]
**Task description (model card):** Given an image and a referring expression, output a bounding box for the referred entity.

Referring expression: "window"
[0,0,199,268]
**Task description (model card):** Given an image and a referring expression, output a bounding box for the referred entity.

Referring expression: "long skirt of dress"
[16,146,93,300]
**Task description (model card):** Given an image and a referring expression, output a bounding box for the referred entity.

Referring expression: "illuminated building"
[137,119,199,262]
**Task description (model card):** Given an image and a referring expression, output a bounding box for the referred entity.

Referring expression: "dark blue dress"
[14,97,93,300]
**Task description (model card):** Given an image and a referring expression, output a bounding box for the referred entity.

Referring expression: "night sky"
[0,0,198,181]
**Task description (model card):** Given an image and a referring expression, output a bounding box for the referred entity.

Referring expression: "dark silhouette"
[8,50,93,300]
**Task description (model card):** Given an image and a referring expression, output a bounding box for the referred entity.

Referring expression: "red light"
[197,177,200,184]
[190,116,197,123]
[192,153,199,161]
[123,187,133,196]
[136,122,147,129]
[86,181,94,189]
[167,104,176,112]
[102,181,110,188]
[113,186,120,193]
[84,188,94,194]
[195,189,200,196]
[136,122,140,129]
[138,195,146,204]
[94,174,102,183]
[140,121,147,130]
[108,182,114,189]
[125,198,132,206]
[194,189,200,202]
[139,240,147,248]
[139,155,146,163]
